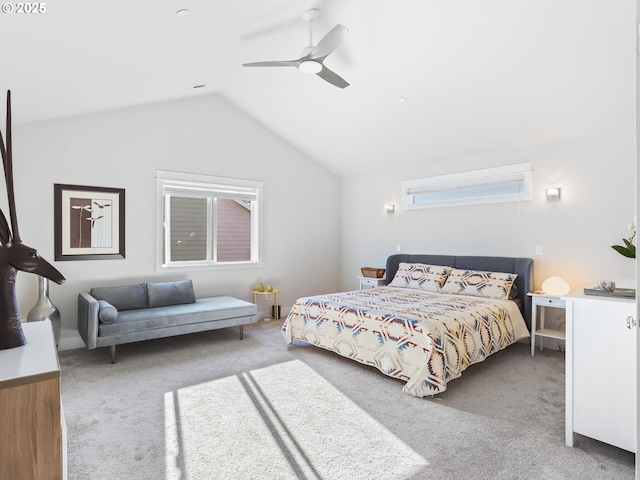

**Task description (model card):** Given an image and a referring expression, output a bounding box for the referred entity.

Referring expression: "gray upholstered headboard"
[385,254,534,331]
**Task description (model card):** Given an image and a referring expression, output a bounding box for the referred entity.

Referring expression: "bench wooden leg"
[110,345,116,364]
[239,325,244,340]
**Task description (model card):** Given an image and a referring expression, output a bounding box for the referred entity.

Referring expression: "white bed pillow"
[388,263,452,292]
[440,268,517,300]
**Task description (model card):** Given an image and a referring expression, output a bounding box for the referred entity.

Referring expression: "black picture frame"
[54,184,125,261]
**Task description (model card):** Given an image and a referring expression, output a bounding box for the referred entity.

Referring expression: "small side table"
[528,292,566,356]
[252,289,280,319]
[358,277,386,289]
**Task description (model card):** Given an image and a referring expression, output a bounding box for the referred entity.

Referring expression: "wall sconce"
[546,187,561,201]
[384,204,395,213]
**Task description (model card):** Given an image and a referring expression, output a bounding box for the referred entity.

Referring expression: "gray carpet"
[59,321,635,480]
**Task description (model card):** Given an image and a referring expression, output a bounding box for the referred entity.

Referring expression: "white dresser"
[563,291,636,453]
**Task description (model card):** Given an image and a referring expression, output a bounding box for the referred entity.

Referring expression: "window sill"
[155,261,263,273]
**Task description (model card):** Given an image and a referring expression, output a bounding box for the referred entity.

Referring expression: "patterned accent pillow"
[440,268,517,300]
[388,263,453,292]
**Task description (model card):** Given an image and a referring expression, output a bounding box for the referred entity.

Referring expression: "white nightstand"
[528,292,566,356]
[358,277,386,289]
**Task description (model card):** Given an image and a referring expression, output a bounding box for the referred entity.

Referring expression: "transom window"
[156,170,262,270]
[401,162,532,209]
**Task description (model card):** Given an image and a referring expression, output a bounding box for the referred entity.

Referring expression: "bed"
[282,254,533,397]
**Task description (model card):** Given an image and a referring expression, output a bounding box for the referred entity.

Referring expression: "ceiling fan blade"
[316,65,349,89]
[242,59,301,68]
[308,24,349,61]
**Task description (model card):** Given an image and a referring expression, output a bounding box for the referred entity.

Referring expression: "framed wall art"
[54,184,125,261]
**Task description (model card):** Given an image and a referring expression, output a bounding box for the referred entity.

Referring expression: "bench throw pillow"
[97,300,118,324]
[91,283,149,311]
[147,280,196,308]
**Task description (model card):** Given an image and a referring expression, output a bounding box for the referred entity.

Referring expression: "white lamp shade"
[541,276,571,296]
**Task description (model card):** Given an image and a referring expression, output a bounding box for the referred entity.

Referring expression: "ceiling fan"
[242,9,350,89]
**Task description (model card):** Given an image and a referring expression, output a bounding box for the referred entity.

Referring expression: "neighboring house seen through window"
[156,170,262,269]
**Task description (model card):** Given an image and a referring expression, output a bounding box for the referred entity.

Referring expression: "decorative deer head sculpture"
[0,90,65,350]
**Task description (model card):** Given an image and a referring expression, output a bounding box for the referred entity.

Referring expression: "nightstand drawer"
[540,297,566,308]
[358,276,386,289]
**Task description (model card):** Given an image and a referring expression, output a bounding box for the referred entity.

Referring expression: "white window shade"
[402,163,532,209]
[161,180,259,201]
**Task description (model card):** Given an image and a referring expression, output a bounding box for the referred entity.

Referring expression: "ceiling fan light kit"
[299,60,322,74]
[242,9,350,88]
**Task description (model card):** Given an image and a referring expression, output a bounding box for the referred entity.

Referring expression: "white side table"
[358,277,386,289]
[528,292,566,356]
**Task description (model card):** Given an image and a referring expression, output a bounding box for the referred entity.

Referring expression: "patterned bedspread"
[282,286,530,397]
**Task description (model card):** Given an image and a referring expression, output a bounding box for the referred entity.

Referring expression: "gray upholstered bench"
[77,280,257,363]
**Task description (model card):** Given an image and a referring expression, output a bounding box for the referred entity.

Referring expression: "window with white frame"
[401,162,532,210]
[156,170,262,269]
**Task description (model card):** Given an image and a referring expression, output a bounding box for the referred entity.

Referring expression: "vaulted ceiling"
[0,0,632,177]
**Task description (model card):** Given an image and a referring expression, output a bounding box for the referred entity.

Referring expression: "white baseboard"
[260,305,291,322]
[58,332,85,351]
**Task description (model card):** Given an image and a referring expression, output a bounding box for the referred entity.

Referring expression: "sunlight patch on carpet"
[164,359,428,479]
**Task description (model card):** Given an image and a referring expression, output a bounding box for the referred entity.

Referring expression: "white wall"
[6,93,342,349]
[341,133,636,292]
[340,4,637,296]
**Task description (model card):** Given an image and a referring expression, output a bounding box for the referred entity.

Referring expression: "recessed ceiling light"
[176,9,189,16]
[398,96,407,103]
